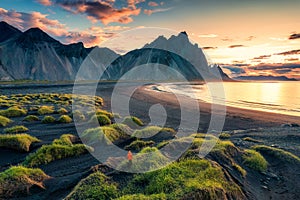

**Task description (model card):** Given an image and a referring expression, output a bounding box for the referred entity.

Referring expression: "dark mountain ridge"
[0,21,230,81]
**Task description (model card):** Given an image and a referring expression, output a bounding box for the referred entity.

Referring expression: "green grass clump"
[0,166,49,198]
[37,106,54,115]
[0,116,12,127]
[219,133,231,139]
[23,115,39,122]
[0,134,40,152]
[57,115,72,123]
[116,193,166,200]
[0,106,27,117]
[124,159,242,199]
[156,141,169,149]
[95,109,114,119]
[253,145,300,164]
[52,134,77,146]
[133,126,175,139]
[42,116,56,124]
[89,114,112,126]
[4,125,29,134]
[242,149,268,172]
[65,172,118,200]
[82,127,123,145]
[122,116,144,128]
[125,140,155,151]
[140,147,159,153]
[72,110,86,122]
[242,137,262,143]
[232,163,247,177]
[109,123,133,137]
[57,108,68,114]
[23,143,91,167]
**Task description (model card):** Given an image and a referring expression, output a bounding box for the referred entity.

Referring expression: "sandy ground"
[0,83,299,199]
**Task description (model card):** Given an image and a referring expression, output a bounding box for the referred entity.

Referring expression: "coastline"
[125,84,300,131]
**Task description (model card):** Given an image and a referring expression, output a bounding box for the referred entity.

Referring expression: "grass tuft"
[0,134,40,152]
[52,134,77,146]
[133,126,175,139]
[82,127,124,145]
[23,115,39,122]
[242,149,268,172]
[123,159,243,199]
[57,108,68,114]
[65,172,118,200]
[122,116,144,128]
[242,137,262,143]
[37,106,54,115]
[42,116,56,124]
[0,166,49,198]
[89,114,111,126]
[23,143,91,167]
[57,115,72,123]
[4,125,29,134]
[0,116,12,127]
[253,145,300,164]
[125,140,155,151]
[0,106,27,118]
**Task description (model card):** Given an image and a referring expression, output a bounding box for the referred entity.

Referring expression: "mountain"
[144,32,230,81]
[0,22,230,81]
[0,21,22,43]
[0,22,118,81]
[234,75,297,81]
[101,48,203,81]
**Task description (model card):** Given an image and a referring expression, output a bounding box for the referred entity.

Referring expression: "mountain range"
[0,21,230,81]
[234,75,297,81]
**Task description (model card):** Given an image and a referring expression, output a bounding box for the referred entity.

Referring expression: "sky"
[0,0,299,79]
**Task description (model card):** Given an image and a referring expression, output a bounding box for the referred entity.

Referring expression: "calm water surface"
[160,82,300,117]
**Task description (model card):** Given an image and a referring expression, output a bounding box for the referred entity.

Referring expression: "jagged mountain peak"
[0,21,22,42]
[21,27,58,43]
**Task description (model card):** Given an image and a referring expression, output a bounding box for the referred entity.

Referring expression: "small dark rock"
[281,123,291,128]
[291,123,299,127]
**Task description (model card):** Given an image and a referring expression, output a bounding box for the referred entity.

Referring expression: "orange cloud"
[39,0,143,25]
[0,8,67,36]
[148,1,159,7]
[144,7,172,15]
[36,0,52,6]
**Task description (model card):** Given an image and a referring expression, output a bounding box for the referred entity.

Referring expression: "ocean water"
[158,82,300,117]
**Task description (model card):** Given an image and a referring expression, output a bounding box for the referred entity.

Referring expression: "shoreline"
[126,85,300,131]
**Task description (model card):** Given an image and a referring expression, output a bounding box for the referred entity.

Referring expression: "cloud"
[203,47,218,50]
[36,0,52,6]
[37,0,144,25]
[144,7,172,15]
[0,8,118,47]
[246,36,255,41]
[285,58,299,62]
[252,55,272,60]
[275,49,300,56]
[289,33,300,40]
[198,34,218,38]
[248,63,300,71]
[221,36,233,42]
[148,1,159,7]
[0,8,68,36]
[228,45,246,48]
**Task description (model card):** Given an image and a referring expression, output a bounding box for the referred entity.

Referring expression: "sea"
[157,81,300,117]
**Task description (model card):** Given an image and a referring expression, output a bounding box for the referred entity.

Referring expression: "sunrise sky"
[0,0,299,79]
